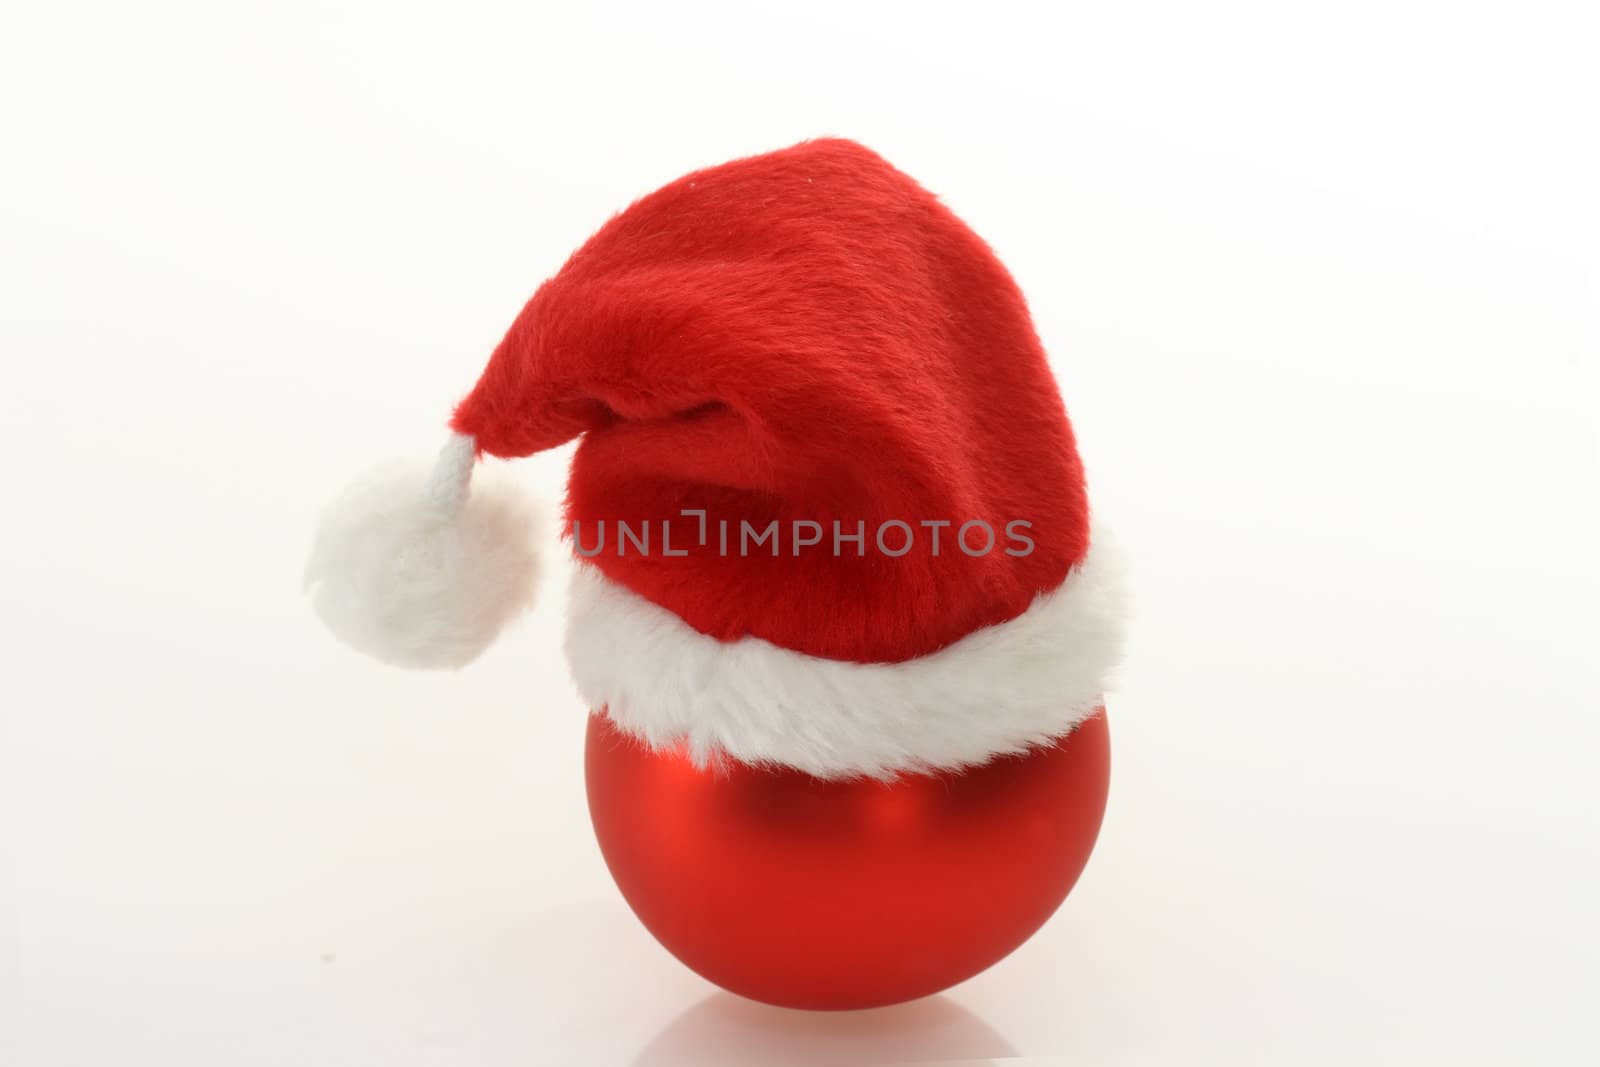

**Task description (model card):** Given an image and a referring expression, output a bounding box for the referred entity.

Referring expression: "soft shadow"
[632,991,1018,1066]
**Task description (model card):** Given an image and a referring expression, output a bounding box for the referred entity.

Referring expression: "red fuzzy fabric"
[452,139,1088,664]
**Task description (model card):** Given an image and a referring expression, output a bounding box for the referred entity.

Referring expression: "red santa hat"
[305,138,1127,779]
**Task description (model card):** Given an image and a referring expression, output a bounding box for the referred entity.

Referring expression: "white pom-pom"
[304,433,539,668]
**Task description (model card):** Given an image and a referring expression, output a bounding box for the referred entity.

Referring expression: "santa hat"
[305,138,1128,780]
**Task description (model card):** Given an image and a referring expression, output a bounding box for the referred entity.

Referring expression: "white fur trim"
[564,531,1128,779]
[305,433,540,669]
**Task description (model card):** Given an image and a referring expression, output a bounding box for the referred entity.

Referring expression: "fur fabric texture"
[307,137,1128,776]
[452,138,1091,665]
[566,528,1127,780]
[305,434,539,668]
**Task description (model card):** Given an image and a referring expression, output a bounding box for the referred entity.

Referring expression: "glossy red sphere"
[585,709,1110,1010]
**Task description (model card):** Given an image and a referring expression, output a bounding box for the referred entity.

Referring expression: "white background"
[4,2,1597,1064]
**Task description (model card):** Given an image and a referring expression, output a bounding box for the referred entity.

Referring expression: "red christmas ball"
[585,709,1110,1010]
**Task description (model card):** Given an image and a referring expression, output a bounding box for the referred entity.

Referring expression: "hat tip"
[304,438,540,668]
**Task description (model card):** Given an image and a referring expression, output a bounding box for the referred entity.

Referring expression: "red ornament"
[585,709,1111,1011]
